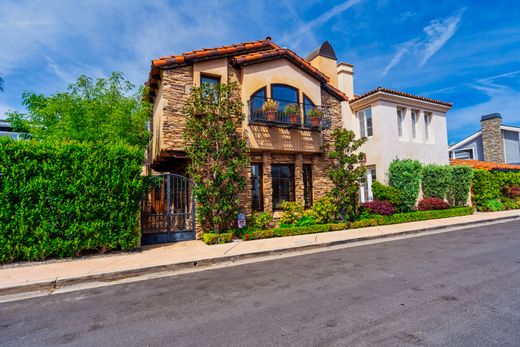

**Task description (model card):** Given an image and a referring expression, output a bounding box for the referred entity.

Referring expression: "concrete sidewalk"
[1,210,519,295]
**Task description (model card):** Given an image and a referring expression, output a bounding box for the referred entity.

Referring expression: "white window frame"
[360,167,376,203]
[453,148,475,159]
[357,107,373,138]
[424,112,432,141]
[411,110,418,139]
[397,108,405,137]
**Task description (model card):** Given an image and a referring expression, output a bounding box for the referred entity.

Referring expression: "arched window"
[303,94,315,117]
[271,84,299,114]
[250,87,267,114]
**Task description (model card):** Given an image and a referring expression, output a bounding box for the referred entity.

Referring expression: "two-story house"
[145,38,347,240]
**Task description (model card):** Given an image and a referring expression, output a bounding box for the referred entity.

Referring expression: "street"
[1,220,520,346]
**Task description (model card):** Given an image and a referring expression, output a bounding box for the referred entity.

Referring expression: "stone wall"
[481,116,505,163]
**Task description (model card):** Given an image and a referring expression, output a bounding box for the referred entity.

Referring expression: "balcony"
[248,97,332,130]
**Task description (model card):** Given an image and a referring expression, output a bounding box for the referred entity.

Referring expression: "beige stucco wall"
[150,77,165,162]
[193,58,228,86]
[240,58,326,153]
[308,55,338,88]
[348,97,450,183]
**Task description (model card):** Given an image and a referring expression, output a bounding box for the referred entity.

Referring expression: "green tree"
[7,72,150,148]
[327,129,367,221]
[183,82,249,234]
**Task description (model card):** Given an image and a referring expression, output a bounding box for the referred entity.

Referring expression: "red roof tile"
[450,159,520,171]
[350,87,452,107]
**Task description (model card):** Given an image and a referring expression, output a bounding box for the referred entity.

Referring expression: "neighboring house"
[0,119,22,139]
[339,86,451,201]
[146,37,347,221]
[449,113,520,165]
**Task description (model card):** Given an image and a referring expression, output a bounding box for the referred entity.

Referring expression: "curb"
[1,214,518,296]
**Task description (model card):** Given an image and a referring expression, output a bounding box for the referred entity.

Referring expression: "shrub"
[246,211,273,231]
[502,198,520,210]
[202,232,234,245]
[0,139,143,263]
[447,166,473,206]
[279,201,304,226]
[418,197,450,211]
[388,159,423,211]
[374,207,473,225]
[502,185,520,199]
[329,222,349,231]
[422,164,452,199]
[480,199,504,212]
[361,200,396,215]
[272,224,331,237]
[351,219,378,228]
[310,196,339,224]
[296,213,317,227]
[471,169,502,208]
[371,181,405,211]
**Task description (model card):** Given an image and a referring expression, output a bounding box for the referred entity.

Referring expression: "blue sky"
[0,0,519,143]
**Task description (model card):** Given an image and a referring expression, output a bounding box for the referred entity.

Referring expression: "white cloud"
[420,8,466,66]
[382,8,465,75]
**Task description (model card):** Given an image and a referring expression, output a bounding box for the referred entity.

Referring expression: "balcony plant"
[308,107,323,126]
[285,104,300,124]
[262,100,279,121]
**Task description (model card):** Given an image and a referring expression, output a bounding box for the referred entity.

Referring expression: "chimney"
[337,63,354,99]
[480,113,505,163]
[306,41,338,88]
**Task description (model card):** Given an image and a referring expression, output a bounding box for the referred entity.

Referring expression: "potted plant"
[262,100,279,121]
[285,104,300,124]
[308,107,323,126]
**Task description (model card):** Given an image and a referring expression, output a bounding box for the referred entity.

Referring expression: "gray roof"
[305,41,337,61]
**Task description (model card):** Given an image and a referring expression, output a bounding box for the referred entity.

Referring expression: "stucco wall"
[348,98,449,183]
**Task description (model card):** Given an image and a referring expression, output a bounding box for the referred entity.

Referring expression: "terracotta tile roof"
[232,48,329,82]
[350,87,452,107]
[450,159,520,171]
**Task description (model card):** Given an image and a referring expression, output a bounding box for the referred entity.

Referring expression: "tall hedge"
[472,169,520,210]
[447,166,474,206]
[422,164,452,199]
[388,159,422,211]
[0,138,144,262]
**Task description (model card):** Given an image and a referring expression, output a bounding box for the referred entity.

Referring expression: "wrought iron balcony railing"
[248,96,332,130]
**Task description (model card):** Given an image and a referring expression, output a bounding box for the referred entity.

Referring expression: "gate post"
[166,175,171,235]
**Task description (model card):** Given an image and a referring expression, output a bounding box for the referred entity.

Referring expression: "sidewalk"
[1,210,519,295]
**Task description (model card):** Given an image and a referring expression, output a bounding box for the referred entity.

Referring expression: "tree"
[327,129,367,221]
[183,82,249,234]
[7,72,150,149]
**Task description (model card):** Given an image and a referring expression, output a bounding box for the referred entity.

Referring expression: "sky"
[0,0,519,143]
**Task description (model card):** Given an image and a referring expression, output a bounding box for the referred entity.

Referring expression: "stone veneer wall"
[159,66,194,152]
[481,117,505,163]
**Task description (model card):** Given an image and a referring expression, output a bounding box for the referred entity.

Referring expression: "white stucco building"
[333,58,452,201]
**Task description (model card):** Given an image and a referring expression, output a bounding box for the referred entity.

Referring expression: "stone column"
[262,152,273,212]
[481,113,505,163]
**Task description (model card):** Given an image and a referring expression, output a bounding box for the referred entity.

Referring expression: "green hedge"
[202,232,234,245]
[240,208,473,241]
[0,138,144,262]
[472,169,520,210]
[447,166,474,206]
[422,164,452,199]
[388,159,422,211]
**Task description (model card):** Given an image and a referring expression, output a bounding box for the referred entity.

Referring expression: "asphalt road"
[1,220,520,347]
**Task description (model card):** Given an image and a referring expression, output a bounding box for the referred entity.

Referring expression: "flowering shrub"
[502,186,520,199]
[418,197,450,211]
[361,200,396,215]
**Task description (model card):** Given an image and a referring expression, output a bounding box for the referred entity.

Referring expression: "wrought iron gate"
[141,174,195,245]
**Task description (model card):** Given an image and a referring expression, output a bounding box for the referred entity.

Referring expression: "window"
[251,164,263,211]
[303,94,315,117]
[360,167,376,203]
[250,87,267,115]
[357,108,373,137]
[200,74,220,86]
[303,164,312,208]
[271,84,299,115]
[424,112,432,141]
[271,164,294,209]
[397,108,404,137]
[453,149,473,159]
[411,110,418,139]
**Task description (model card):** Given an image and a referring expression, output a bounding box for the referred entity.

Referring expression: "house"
[144,38,453,242]
[337,84,452,201]
[145,38,349,241]
[0,119,23,139]
[449,113,520,164]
